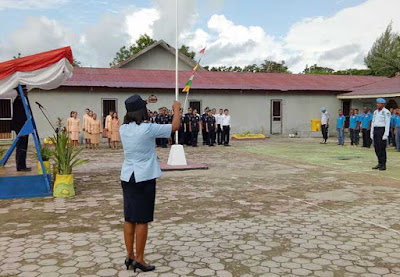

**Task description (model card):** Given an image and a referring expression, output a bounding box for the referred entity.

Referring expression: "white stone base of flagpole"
[167,144,187,166]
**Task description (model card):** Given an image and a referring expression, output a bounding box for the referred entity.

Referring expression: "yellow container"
[311,119,322,132]
[53,174,75,198]
[52,164,58,186]
[37,161,51,175]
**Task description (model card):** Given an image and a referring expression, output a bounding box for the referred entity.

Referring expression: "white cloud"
[126,8,160,43]
[0,0,68,10]
[1,0,399,72]
[151,0,198,44]
[183,14,285,67]
[284,0,400,72]
[0,16,76,61]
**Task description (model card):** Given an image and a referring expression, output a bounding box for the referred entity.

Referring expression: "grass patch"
[239,140,400,180]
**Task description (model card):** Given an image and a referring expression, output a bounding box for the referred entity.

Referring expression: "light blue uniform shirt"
[349,115,357,129]
[361,112,372,129]
[394,115,400,128]
[337,115,346,129]
[391,114,396,128]
[120,122,172,183]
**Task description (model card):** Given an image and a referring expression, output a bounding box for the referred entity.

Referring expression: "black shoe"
[125,258,134,270]
[209,144,215,147]
[132,261,155,273]
[17,167,31,172]
[379,164,386,171]
[372,164,381,170]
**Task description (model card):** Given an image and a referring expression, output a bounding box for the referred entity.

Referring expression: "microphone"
[35,102,44,108]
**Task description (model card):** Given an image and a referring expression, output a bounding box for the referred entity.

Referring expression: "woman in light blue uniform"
[120,95,181,272]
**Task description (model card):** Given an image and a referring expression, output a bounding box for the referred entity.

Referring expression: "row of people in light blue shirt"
[335,107,400,151]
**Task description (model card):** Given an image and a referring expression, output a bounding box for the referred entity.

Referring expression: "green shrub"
[52,130,88,175]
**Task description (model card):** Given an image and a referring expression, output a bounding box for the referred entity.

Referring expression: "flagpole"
[175,0,179,145]
[167,0,187,166]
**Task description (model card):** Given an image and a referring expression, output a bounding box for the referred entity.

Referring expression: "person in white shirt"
[211,108,217,145]
[215,109,224,145]
[222,109,231,146]
[371,98,391,171]
[320,107,329,144]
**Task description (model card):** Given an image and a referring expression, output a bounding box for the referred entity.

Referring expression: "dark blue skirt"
[121,173,156,223]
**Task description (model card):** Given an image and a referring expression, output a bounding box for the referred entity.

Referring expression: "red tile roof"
[64,67,388,93]
[338,77,400,98]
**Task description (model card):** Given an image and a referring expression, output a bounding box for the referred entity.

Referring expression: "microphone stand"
[35,102,58,134]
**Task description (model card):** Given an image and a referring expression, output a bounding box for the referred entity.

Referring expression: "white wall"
[27,89,341,139]
[120,46,193,71]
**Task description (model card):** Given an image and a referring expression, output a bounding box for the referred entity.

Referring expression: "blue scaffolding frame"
[0,85,52,199]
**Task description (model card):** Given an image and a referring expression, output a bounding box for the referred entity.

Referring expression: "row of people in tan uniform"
[66,109,121,150]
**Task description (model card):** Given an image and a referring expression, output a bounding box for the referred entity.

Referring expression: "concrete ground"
[1,137,400,277]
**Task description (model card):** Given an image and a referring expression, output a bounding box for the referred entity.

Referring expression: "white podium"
[167,144,187,166]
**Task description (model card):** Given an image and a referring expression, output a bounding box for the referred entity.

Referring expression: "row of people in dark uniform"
[149,107,231,148]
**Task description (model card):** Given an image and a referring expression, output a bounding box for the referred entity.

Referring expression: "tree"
[364,23,400,77]
[333,68,373,76]
[242,64,262,73]
[110,34,156,67]
[261,60,290,73]
[179,45,196,59]
[303,64,334,75]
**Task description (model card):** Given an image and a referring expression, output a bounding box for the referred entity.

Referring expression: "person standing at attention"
[371,98,391,171]
[66,111,73,134]
[216,108,224,145]
[89,113,101,150]
[320,107,329,144]
[120,95,181,273]
[394,108,400,152]
[349,109,357,146]
[222,109,231,146]
[111,112,121,150]
[391,108,397,148]
[354,108,361,146]
[361,107,373,148]
[11,87,31,172]
[389,108,395,146]
[201,107,209,145]
[183,107,193,146]
[190,109,200,147]
[83,108,91,148]
[211,108,217,145]
[206,109,216,147]
[336,109,346,146]
[105,110,113,148]
[69,112,80,147]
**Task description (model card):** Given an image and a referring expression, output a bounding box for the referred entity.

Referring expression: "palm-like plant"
[37,145,52,161]
[365,23,400,77]
[52,130,88,175]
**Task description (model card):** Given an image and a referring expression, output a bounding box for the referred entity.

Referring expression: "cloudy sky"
[0,0,399,73]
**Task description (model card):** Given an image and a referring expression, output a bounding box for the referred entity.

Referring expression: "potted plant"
[37,145,52,175]
[52,129,88,197]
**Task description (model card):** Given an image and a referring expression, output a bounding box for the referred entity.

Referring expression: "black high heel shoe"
[125,258,134,270]
[132,261,156,272]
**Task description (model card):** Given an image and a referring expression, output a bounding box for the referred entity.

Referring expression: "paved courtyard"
[1,138,400,277]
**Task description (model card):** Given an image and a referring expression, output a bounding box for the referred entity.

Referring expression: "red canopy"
[0,46,73,81]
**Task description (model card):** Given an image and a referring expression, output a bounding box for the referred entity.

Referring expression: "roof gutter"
[337,92,400,99]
